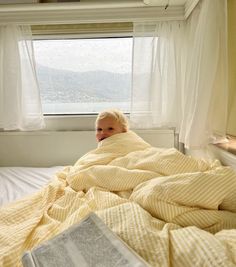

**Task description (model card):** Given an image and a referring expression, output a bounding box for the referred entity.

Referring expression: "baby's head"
[95,109,129,142]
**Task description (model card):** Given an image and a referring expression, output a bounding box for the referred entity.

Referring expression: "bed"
[0,166,63,206]
[0,130,236,267]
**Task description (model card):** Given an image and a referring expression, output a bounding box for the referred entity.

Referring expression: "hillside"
[36,65,131,103]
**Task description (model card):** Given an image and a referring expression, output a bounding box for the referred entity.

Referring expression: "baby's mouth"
[99,137,106,141]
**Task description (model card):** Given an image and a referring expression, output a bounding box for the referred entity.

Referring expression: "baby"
[95,109,129,142]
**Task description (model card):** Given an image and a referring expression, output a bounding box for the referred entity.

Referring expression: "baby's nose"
[102,132,108,137]
[101,129,108,134]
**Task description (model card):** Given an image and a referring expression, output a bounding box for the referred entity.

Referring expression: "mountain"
[36,65,131,103]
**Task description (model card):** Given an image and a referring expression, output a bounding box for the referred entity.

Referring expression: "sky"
[33,38,132,74]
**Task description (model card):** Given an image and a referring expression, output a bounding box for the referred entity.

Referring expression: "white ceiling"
[0,0,198,25]
[143,0,187,6]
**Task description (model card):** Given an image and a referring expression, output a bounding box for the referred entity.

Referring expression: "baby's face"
[96,117,125,142]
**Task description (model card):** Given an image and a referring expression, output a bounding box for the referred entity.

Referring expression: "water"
[42,101,131,114]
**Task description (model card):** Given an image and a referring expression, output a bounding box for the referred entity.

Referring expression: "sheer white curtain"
[130,21,185,130]
[179,0,228,149]
[0,25,45,131]
[131,0,228,150]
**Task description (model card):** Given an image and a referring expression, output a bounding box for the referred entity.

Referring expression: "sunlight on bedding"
[0,131,235,267]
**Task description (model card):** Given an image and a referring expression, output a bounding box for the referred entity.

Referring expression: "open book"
[22,213,149,267]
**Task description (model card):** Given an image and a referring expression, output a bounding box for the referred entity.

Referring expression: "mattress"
[0,166,64,206]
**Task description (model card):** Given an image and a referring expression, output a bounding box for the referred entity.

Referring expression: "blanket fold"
[0,131,236,267]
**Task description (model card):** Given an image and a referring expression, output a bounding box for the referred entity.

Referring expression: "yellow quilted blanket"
[0,131,236,267]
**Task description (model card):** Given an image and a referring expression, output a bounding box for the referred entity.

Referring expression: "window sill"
[208,139,236,171]
[215,135,236,156]
[43,114,97,131]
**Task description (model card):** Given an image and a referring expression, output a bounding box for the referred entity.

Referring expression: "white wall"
[0,129,176,167]
[227,0,236,136]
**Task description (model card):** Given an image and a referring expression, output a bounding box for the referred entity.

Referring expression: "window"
[33,36,133,115]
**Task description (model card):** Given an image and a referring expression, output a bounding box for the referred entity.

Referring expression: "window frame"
[32,23,133,130]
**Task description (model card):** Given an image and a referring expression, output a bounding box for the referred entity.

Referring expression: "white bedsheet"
[0,166,64,206]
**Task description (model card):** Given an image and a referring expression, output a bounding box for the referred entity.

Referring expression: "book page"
[23,213,148,267]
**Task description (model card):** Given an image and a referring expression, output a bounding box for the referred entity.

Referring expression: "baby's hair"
[96,109,129,132]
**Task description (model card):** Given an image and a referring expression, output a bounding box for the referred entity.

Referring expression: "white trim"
[184,0,199,19]
[0,4,185,25]
[44,115,96,131]
[33,32,133,39]
[0,0,38,4]
[0,1,200,25]
[0,1,146,11]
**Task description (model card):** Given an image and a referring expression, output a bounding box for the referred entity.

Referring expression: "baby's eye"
[97,128,102,132]
[108,127,114,131]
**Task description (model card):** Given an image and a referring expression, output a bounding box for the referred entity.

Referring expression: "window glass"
[33,37,132,115]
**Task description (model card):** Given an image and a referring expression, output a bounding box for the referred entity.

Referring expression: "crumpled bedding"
[0,131,236,267]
